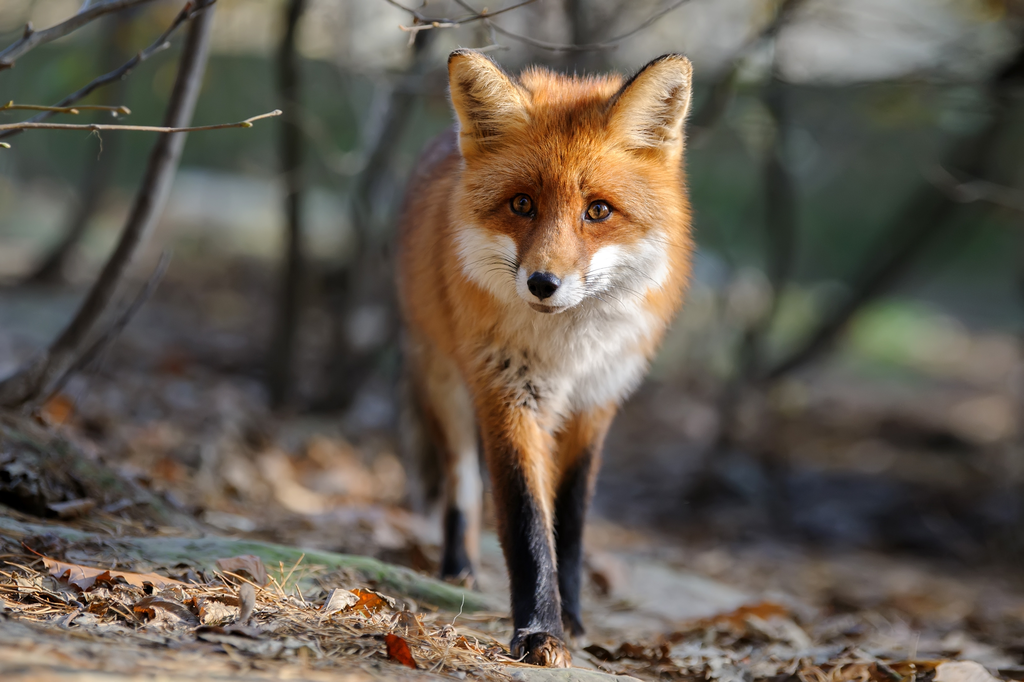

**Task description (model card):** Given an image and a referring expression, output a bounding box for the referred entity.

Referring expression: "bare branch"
[0,0,214,141]
[1,101,130,116]
[384,0,538,35]
[0,0,160,70]
[928,165,1024,215]
[0,3,217,408]
[451,0,692,52]
[690,0,808,140]
[0,110,281,139]
[40,252,173,407]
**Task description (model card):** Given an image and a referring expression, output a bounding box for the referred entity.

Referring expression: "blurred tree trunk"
[266,0,308,409]
[318,32,434,413]
[23,13,135,286]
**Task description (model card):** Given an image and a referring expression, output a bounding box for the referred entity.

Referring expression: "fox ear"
[608,54,693,156]
[448,49,529,157]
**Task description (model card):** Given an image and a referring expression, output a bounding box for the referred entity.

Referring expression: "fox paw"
[511,631,572,668]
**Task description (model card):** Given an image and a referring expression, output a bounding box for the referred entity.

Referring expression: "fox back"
[397,50,694,668]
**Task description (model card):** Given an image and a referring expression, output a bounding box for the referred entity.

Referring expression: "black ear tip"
[448,48,479,65]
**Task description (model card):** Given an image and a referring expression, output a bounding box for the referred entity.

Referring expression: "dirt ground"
[2,257,1024,681]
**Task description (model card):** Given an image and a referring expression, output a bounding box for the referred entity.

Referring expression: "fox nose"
[527,271,561,300]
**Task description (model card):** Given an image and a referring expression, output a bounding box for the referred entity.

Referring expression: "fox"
[396,49,694,667]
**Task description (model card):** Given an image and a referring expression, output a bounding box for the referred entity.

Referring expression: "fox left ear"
[608,54,693,157]
[448,49,530,158]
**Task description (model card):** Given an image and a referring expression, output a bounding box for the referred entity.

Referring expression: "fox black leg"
[553,446,598,639]
[441,505,472,581]
[482,415,571,668]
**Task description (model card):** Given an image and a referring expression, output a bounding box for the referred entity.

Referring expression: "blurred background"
[2,0,1024,583]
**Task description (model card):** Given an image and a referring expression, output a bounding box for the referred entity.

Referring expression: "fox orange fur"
[396,50,694,667]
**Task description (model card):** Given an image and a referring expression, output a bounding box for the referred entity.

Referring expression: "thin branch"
[690,0,808,140]
[384,0,538,35]
[40,252,172,407]
[1,101,130,116]
[450,0,692,52]
[0,0,160,70]
[0,0,215,142]
[928,165,1024,215]
[0,3,217,408]
[0,110,280,138]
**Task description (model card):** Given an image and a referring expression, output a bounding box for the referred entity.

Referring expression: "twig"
[928,165,1024,215]
[39,253,172,407]
[0,0,160,70]
[690,0,808,141]
[451,0,692,52]
[0,2,217,408]
[22,13,135,286]
[0,110,280,139]
[0,0,215,142]
[384,0,537,35]
[1,101,130,116]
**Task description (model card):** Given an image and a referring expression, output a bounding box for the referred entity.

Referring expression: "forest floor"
[1,256,1024,681]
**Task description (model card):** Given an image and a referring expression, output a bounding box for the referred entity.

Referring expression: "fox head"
[447,50,694,315]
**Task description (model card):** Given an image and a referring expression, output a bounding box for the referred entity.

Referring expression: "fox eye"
[586,200,611,222]
[510,194,533,216]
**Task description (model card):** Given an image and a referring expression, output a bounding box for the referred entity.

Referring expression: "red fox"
[396,50,694,667]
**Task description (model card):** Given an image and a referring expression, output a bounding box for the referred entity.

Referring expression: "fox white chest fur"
[454,222,671,429]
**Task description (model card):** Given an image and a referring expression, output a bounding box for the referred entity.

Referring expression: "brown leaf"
[215,555,269,586]
[351,588,395,615]
[41,555,185,591]
[385,633,417,669]
[39,393,74,426]
[133,596,198,625]
[237,582,256,624]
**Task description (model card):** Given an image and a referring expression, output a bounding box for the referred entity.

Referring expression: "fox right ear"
[448,49,529,158]
[608,54,693,158]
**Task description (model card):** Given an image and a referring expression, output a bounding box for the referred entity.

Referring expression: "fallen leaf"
[321,588,359,615]
[385,633,417,669]
[133,596,198,626]
[216,555,269,586]
[935,661,1001,682]
[197,597,238,626]
[39,394,74,426]
[237,582,256,624]
[351,588,395,615]
[41,556,185,591]
[47,498,96,519]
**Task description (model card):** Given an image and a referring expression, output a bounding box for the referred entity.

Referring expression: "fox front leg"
[478,398,571,668]
[553,406,615,639]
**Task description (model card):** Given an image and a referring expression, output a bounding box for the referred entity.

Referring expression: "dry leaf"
[237,582,256,624]
[133,596,198,626]
[39,393,74,426]
[351,588,396,615]
[322,588,359,615]
[935,661,1001,682]
[42,556,185,591]
[196,597,237,626]
[47,498,96,519]
[385,633,417,669]
[216,555,269,586]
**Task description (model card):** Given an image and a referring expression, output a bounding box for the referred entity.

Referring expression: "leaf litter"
[0,548,517,680]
